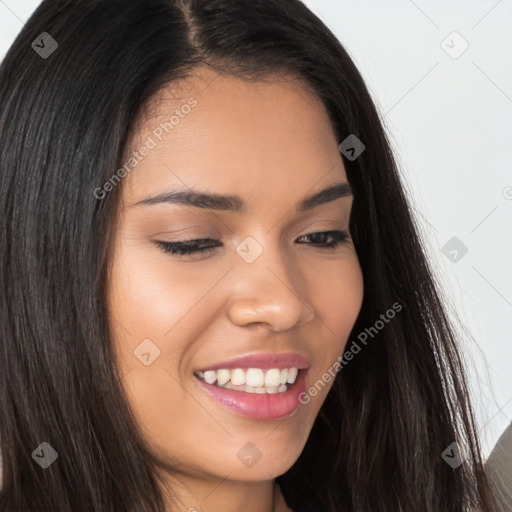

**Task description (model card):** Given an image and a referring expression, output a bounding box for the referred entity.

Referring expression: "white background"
[1,0,511,460]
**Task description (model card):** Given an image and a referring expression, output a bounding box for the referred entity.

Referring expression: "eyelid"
[297,219,347,235]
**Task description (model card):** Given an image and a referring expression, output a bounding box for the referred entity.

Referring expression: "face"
[106,66,364,505]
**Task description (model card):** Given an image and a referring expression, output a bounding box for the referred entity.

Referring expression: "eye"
[154,230,351,257]
[296,229,351,249]
[154,237,221,256]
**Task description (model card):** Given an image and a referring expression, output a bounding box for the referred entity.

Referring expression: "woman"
[0,0,497,511]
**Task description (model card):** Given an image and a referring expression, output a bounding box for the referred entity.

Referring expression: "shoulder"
[484,422,512,512]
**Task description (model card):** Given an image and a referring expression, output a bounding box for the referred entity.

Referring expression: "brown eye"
[296,230,350,249]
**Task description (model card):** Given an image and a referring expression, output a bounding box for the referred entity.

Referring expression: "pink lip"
[196,352,310,372]
[194,368,308,420]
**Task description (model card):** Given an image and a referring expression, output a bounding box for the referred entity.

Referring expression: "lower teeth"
[202,379,289,394]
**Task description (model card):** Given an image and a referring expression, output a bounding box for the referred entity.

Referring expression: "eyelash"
[154,230,351,256]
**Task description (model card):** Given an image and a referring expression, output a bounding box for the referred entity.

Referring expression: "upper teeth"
[197,367,299,387]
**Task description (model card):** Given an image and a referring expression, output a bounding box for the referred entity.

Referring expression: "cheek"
[107,243,218,444]
[108,241,219,349]
[311,251,364,343]
[301,252,363,405]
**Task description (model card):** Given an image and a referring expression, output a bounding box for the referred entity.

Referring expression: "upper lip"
[195,352,310,372]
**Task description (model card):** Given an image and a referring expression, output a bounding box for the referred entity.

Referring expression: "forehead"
[120,67,347,209]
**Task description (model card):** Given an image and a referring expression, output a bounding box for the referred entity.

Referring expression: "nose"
[226,239,315,332]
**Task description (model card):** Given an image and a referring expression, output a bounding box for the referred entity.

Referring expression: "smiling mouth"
[194,366,300,394]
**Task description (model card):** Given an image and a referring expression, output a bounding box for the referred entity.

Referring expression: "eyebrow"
[131,181,353,212]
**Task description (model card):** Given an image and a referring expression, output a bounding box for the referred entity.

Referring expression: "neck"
[158,473,281,512]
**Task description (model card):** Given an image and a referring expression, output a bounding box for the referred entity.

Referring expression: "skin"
[107,66,364,512]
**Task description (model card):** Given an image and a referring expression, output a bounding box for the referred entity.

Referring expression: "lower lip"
[194,369,308,420]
